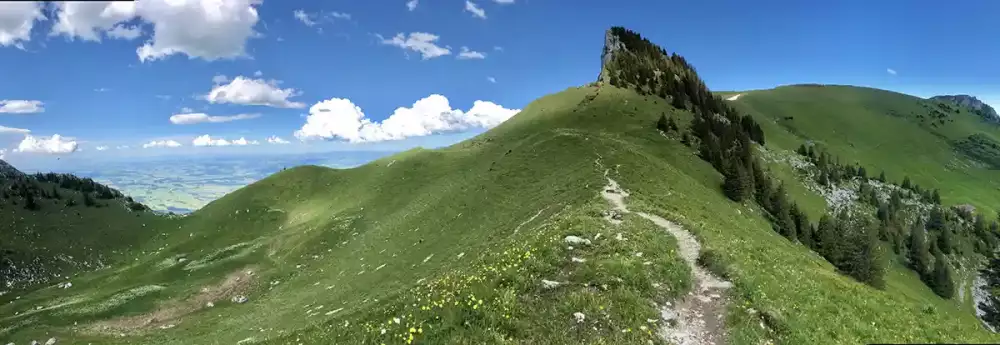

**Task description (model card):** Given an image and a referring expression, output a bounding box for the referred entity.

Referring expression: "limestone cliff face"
[931,94,999,123]
[597,29,626,84]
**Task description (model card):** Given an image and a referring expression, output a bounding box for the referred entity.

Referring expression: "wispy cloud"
[407,0,419,11]
[169,112,261,125]
[886,68,897,76]
[457,46,486,60]
[487,76,496,83]
[377,32,451,60]
[465,1,486,19]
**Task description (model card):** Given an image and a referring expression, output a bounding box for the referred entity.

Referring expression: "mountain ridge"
[2,27,1000,345]
[930,94,999,123]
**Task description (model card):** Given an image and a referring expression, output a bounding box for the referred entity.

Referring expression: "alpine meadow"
[5,9,1000,345]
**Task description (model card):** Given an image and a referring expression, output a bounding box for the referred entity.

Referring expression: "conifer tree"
[889,190,903,214]
[792,204,813,247]
[932,189,941,204]
[938,226,954,255]
[842,217,886,288]
[927,207,945,231]
[83,192,95,207]
[51,187,60,200]
[657,114,670,132]
[671,94,686,110]
[909,221,931,276]
[768,184,795,239]
[930,250,955,299]
[668,117,679,131]
[876,202,890,224]
[816,213,841,262]
[878,171,886,183]
[902,176,912,190]
[723,161,752,202]
[23,192,38,210]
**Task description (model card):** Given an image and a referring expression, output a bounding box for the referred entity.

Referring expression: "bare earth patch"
[84,267,257,335]
[599,168,732,345]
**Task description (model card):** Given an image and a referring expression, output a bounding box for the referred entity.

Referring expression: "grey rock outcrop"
[930,95,999,122]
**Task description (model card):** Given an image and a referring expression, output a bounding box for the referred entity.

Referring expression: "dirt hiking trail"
[600,169,732,345]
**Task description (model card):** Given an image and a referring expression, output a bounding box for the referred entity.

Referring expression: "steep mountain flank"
[0,160,158,290]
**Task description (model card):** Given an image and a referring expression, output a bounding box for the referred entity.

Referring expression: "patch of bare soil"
[85,266,256,335]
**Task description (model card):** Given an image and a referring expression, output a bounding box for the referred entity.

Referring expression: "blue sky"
[1,0,999,168]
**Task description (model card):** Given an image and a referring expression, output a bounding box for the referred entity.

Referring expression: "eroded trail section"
[600,171,732,345]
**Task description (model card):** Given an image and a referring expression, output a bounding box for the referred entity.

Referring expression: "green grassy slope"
[729,85,1000,218]
[2,84,997,345]
[0,172,166,290]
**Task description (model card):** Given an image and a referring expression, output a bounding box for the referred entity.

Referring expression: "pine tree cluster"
[792,145,980,297]
[611,27,886,287]
[610,26,974,292]
[0,171,148,212]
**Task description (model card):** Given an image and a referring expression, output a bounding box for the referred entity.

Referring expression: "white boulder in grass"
[564,236,592,245]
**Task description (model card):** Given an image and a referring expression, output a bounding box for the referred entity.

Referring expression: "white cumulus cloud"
[0,100,44,114]
[377,32,451,60]
[0,125,29,134]
[231,137,258,145]
[169,112,260,125]
[886,68,897,75]
[142,139,182,148]
[294,94,519,143]
[465,1,486,19]
[0,2,45,48]
[457,46,486,60]
[135,0,261,62]
[267,135,290,144]
[192,134,230,146]
[406,0,419,11]
[205,76,305,108]
[47,0,260,61]
[192,135,258,147]
[16,134,78,154]
[50,2,137,41]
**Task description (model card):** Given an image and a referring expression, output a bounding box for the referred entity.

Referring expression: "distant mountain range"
[930,94,999,123]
